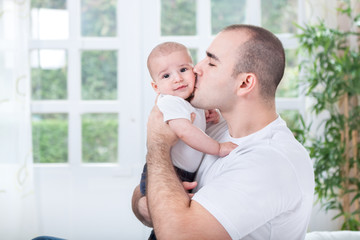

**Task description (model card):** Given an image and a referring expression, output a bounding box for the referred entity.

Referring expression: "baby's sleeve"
[157,95,194,122]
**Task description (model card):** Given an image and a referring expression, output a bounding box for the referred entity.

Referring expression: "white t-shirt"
[157,94,206,172]
[193,116,315,240]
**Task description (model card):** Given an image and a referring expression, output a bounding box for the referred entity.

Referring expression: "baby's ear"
[151,81,160,93]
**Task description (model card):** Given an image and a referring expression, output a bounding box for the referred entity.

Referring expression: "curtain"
[0,0,39,239]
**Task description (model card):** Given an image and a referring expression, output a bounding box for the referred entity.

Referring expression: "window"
[30,0,142,166]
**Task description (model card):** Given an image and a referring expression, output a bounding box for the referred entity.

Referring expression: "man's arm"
[132,181,198,227]
[146,106,231,240]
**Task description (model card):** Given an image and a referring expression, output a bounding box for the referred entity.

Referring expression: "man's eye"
[163,74,170,79]
[180,67,187,72]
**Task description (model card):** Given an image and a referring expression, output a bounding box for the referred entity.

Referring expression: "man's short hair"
[223,24,285,101]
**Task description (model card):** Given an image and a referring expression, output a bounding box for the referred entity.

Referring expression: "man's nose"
[194,59,205,75]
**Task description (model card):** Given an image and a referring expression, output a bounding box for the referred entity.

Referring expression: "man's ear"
[237,73,256,96]
[151,81,160,94]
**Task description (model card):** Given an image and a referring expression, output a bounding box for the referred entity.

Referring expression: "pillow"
[305,231,360,240]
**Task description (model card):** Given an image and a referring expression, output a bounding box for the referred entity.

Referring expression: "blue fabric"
[33,236,66,240]
[140,163,147,195]
[140,163,197,195]
[148,230,157,240]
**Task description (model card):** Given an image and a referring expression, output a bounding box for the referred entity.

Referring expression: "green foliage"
[81,0,117,37]
[31,0,66,9]
[32,114,68,163]
[82,114,118,163]
[161,0,196,36]
[296,1,360,230]
[32,114,118,164]
[31,67,67,100]
[211,0,246,34]
[81,50,117,100]
[261,0,297,34]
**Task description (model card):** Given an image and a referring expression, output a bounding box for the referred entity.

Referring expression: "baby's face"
[150,50,195,99]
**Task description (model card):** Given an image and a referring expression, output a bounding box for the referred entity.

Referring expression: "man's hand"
[146,105,178,151]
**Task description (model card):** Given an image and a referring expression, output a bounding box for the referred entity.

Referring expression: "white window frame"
[30,0,143,174]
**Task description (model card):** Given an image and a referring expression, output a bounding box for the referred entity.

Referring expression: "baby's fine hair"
[147,42,191,74]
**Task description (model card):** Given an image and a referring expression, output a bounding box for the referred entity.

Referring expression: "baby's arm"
[168,118,237,157]
[205,109,220,124]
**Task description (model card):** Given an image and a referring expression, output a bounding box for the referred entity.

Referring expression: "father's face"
[191,30,249,112]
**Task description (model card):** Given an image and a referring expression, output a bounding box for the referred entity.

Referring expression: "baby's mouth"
[175,85,187,91]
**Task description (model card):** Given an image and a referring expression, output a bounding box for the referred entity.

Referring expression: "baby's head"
[147,42,195,100]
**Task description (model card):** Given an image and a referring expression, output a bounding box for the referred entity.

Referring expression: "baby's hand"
[219,142,238,157]
[205,109,220,124]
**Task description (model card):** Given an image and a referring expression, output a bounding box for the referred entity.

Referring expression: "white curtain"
[0,0,39,239]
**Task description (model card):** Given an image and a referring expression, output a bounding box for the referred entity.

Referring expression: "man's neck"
[222,103,278,138]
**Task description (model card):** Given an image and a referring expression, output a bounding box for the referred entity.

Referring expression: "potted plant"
[296,0,360,230]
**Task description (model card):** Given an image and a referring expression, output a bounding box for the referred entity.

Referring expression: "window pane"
[161,0,196,36]
[189,48,198,65]
[31,0,69,39]
[32,114,68,163]
[211,0,246,35]
[82,114,118,163]
[81,0,117,37]
[276,49,298,98]
[261,0,297,34]
[31,49,67,100]
[81,50,117,100]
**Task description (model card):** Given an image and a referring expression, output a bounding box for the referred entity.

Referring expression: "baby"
[140,42,237,196]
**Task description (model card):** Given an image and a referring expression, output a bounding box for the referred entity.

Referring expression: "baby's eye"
[180,67,188,73]
[208,62,215,67]
[162,73,170,79]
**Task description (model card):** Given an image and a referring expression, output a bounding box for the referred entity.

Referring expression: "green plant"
[161,0,196,36]
[32,114,68,163]
[31,67,67,100]
[81,50,117,100]
[82,114,118,163]
[296,1,360,230]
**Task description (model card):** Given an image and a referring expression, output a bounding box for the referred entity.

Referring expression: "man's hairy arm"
[146,106,231,240]
[131,182,198,228]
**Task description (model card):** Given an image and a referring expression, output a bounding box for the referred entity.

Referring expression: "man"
[132,24,315,240]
